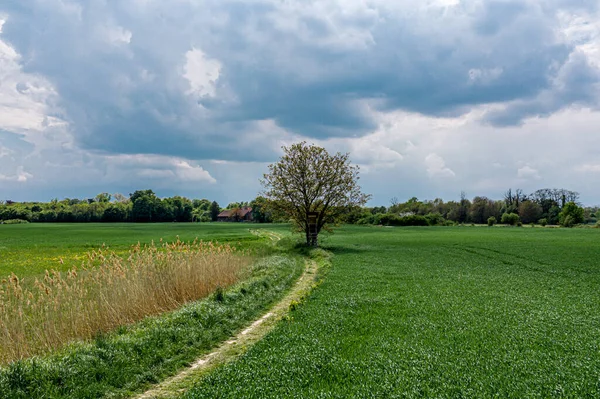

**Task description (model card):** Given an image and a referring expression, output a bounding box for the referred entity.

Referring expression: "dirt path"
[136,234,318,399]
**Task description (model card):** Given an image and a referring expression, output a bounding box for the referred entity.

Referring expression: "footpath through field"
[135,230,324,399]
[176,226,600,398]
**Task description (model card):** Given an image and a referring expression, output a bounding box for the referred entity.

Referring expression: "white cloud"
[425,153,456,178]
[517,165,541,180]
[173,160,216,183]
[137,169,175,179]
[105,154,217,184]
[0,166,33,182]
[184,48,222,98]
[321,131,404,171]
[576,164,600,173]
[0,22,62,150]
[103,25,132,45]
[558,9,600,67]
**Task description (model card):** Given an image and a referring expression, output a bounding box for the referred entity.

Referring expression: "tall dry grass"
[0,238,250,365]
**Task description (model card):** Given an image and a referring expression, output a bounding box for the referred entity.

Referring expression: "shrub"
[501,213,520,226]
[424,212,444,226]
[517,222,523,227]
[1,219,29,225]
[539,218,548,227]
[561,215,575,228]
[547,206,561,225]
[379,213,400,226]
[487,216,497,226]
[379,214,428,227]
[559,202,584,227]
[356,213,383,226]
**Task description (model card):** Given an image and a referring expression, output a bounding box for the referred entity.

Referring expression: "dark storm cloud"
[1,0,598,161]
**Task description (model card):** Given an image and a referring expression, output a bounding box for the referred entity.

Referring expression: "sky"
[0,0,599,206]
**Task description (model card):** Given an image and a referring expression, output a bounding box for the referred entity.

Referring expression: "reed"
[0,238,249,365]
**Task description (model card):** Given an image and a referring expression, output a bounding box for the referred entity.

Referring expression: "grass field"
[0,223,289,278]
[182,226,600,398]
[2,224,600,397]
[0,224,303,398]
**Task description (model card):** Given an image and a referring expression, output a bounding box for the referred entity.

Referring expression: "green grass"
[0,223,303,398]
[0,223,290,278]
[182,226,600,398]
[0,253,303,399]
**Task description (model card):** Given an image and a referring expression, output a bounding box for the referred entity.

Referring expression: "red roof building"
[217,207,253,222]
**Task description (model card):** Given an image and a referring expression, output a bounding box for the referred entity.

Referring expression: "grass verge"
[0,252,303,399]
[138,246,332,399]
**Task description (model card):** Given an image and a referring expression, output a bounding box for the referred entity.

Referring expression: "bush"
[487,216,497,226]
[538,218,548,227]
[501,213,520,226]
[424,212,444,226]
[356,213,383,226]
[400,215,428,226]
[561,215,575,228]
[517,222,523,227]
[559,202,584,227]
[547,206,561,225]
[380,214,428,227]
[1,219,29,225]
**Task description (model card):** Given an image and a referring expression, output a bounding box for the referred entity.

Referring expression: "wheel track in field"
[451,245,592,277]
[135,231,321,399]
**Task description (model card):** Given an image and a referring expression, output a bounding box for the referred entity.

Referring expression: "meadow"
[1,224,600,398]
[0,223,303,398]
[183,226,600,398]
[0,223,288,278]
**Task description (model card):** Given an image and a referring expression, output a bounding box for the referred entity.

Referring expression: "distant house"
[217,207,253,222]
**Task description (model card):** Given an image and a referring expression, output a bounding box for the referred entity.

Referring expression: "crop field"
[1,224,600,398]
[183,226,600,398]
[0,223,289,278]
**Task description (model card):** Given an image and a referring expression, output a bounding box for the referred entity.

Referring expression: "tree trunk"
[305,231,318,247]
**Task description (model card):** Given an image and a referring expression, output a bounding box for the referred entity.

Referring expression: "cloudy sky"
[0,0,599,206]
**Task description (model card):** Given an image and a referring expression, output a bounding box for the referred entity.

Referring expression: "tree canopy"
[262,142,370,246]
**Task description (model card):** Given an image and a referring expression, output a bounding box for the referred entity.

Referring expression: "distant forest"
[0,188,597,227]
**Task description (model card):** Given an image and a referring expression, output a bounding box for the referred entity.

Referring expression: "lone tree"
[262,142,370,247]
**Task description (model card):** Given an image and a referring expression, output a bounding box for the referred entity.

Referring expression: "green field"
[2,224,600,397]
[0,223,290,278]
[0,223,302,398]
[183,226,600,398]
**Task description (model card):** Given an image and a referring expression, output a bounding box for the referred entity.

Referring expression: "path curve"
[136,232,318,399]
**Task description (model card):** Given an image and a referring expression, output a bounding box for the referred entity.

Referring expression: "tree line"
[0,188,596,228]
[341,188,596,228]
[0,190,270,224]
